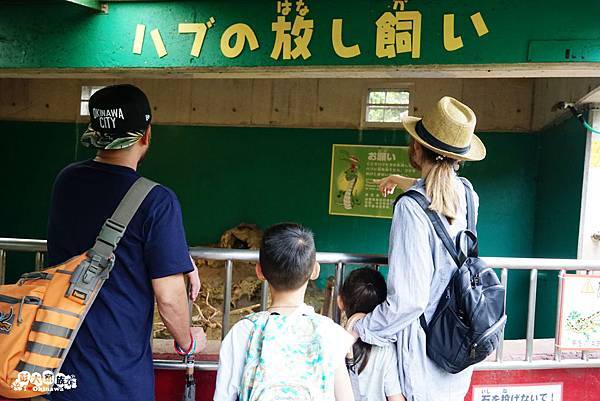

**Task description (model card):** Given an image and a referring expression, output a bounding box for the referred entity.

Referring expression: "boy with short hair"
[214,223,355,401]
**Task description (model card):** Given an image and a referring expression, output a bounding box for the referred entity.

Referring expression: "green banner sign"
[2,0,600,69]
[329,144,419,219]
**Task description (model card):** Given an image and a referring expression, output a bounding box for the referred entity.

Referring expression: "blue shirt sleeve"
[143,186,194,279]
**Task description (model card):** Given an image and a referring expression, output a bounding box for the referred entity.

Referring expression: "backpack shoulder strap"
[401,190,459,332]
[397,182,476,332]
[91,177,158,259]
[399,190,460,266]
[243,311,271,324]
[66,177,157,304]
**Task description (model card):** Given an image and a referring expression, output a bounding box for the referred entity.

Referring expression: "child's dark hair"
[259,223,316,291]
[340,268,387,374]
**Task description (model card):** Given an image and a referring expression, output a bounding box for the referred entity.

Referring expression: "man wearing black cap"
[45,84,205,401]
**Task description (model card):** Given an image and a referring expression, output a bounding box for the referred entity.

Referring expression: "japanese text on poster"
[329,144,419,219]
[558,274,600,350]
[472,383,562,401]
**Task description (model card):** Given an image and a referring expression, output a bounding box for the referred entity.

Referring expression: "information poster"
[591,139,600,169]
[472,383,562,401]
[329,144,419,219]
[557,274,600,350]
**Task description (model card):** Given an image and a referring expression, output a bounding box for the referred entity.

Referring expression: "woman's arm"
[353,197,435,346]
[374,175,418,197]
[384,346,404,401]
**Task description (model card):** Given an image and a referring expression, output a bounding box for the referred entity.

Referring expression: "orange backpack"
[0,177,156,398]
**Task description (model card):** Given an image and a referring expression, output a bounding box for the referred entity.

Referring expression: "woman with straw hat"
[351,97,485,401]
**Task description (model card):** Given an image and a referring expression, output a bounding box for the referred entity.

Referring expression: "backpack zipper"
[468,284,504,323]
[469,314,507,358]
[433,275,503,332]
[459,267,493,307]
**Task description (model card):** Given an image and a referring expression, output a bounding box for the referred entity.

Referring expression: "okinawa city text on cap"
[80,84,152,150]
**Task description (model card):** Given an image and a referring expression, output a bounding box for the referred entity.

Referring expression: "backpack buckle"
[65,252,114,305]
[97,219,126,250]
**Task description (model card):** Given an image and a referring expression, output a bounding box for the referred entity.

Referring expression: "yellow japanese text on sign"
[130,0,490,61]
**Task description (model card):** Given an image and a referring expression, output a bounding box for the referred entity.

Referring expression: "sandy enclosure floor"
[153,261,327,340]
[152,224,329,340]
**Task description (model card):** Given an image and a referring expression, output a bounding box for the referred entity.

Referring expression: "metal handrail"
[190,247,389,265]
[4,238,600,268]
[0,238,47,252]
[1,238,600,372]
[153,357,600,372]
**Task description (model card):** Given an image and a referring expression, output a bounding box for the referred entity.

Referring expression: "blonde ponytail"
[424,157,460,224]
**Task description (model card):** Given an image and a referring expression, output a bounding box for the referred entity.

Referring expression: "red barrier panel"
[1,367,597,400]
[466,369,600,401]
[152,368,600,401]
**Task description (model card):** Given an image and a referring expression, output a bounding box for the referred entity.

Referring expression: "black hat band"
[415,120,471,155]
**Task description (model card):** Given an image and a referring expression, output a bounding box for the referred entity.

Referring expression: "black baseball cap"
[81,84,152,150]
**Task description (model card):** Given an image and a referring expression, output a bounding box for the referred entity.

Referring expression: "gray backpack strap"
[92,177,157,259]
[66,177,157,304]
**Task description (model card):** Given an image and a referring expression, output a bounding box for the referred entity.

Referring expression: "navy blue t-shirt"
[46,160,194,401]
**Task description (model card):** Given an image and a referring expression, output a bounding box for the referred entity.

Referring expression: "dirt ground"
[153,224,328,340]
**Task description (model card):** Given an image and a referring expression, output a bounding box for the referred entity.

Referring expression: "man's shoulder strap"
[66,177,158,305]
[92,177,158,259]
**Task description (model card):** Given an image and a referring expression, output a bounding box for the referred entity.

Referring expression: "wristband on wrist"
[174,332,196,356]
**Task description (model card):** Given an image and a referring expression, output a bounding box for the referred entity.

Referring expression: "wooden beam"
[2,63,600,80]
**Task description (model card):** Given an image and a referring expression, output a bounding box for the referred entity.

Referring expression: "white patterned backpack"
[239,307,335,401]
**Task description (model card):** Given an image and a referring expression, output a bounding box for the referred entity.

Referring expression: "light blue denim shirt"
[354,176,479,401]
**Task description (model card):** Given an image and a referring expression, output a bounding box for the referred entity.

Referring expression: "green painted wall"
[0,120,536,338]
[534,118,587,259]
[531,118,587,338]
[0,118,587,339]
[0,121,538,255]
[2,0,600,68]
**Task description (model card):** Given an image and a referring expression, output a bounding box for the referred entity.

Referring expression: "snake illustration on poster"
[328,144,419,219]
[557,274,600,351]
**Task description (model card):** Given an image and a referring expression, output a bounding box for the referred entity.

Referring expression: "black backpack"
[400,178,507,373]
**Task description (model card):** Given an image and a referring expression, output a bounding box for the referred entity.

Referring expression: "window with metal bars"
[364,89,410,126]
[80,85,106,116]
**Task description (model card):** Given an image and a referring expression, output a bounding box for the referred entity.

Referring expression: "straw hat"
[403,96,486,161]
